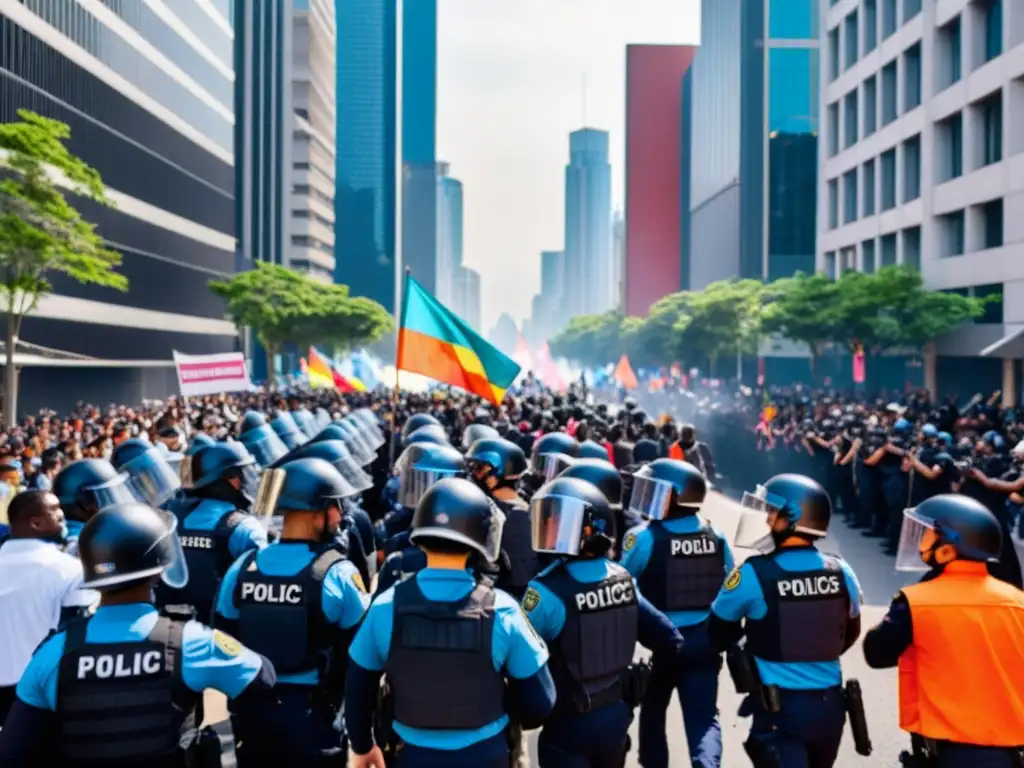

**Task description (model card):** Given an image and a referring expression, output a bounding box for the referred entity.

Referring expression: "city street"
[206,493,919,767]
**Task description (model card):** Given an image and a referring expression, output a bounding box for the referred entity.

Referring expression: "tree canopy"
[549,266,989,375]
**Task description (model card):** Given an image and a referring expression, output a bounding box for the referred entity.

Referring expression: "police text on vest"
[575,581,635,612]
[77,651,162,679]
[241,582,303,604]
[777,575,842,598]
[671,537,717,556]
[179,535,213,549]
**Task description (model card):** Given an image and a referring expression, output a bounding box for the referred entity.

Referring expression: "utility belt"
[900,735,1024,768]
[567,659,652,714]
[181,693,223,768]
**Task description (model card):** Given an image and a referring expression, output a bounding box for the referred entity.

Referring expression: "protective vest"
[498,496,540,594]
[56,616,197,767]
[744,551,850,664]
[384,578,505,730]
[538,562,638,712]
[639,519,725,611]
[898,561,1024,746]
[235,545,344,675]
[177,499,244,606]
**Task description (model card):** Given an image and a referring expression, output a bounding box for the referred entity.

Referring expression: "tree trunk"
[264,343,277,389]
[4,311,18,429]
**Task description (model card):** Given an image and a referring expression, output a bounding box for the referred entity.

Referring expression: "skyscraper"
[455,266,482,334]
[435,161,462,306]
[612,211,626,310]
[0,0,238,409]
[624,44,697,315]
[563,129,612,321]
[528,250,565,345]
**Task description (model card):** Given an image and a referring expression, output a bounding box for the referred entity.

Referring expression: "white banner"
[172,351,255,397]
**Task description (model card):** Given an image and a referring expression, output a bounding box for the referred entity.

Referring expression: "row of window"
[292,184,334,209]
[827,134,921,228]
[823,227,920,276]
[291,209,335,232]
[291,235,333,254]
[827,0,921,81]
[938,199,1004,257]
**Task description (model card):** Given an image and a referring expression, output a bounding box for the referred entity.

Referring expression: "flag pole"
[390,268,411,468]
[390,0,404,469]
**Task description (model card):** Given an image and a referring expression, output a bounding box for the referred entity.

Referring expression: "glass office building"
[564,129,613,320]
[0,0,237,409]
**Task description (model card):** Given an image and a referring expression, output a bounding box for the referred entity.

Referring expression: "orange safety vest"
[898,560,1024,746]
[668,442,685,461]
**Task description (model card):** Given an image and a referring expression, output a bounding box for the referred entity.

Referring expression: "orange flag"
[612,355,638,390]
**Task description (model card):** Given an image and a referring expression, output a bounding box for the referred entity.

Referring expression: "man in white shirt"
[0,490,97,724]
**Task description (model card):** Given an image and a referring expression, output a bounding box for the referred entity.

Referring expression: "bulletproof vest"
[176,499,245,607]
[744,552,851,663]
[638,519,725,611]
[56,616,197,767]
[384,578,505,730]
[235,546,344,675]
[498,496,540,592]
[539,562,637,712]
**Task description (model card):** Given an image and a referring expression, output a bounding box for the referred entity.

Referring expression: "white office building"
[289,0,336,282]
[818,0,1024,395]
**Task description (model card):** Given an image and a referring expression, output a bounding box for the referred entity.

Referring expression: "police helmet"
[78,503,188,590]
[410,477,503,562]
[627,458,706,520]
[559,458,623,507]
[462,423,500,450]
[465,438,528,483]
[404,423,450,448]
[341,413,385,451]
[394,443,467,509]
[736,473,831,550]
[54,459,138,516]
[183,441,258,491]
[270,412,308,450]
[530,432,580,480]
[578,440,610,461]
[401,412,441,440]
[895,494,1003,572]
[110,438,181,507]
[329,419,377,466]
[530,476,616,557]
[937,431,954,447]
[893,418,912,434]
[270,439,372,492]
[186,432,216,456]
[982,430,1005,451]
[239,411,267,434]
[275,457,357,512]
[921,423,938,439]
[292,408,320,439]
[238,422,290,468]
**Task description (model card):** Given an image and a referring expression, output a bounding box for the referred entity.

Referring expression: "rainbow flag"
[307,347,337,390]
[397,274,520,405]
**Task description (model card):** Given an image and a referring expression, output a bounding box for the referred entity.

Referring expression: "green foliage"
[674,279,764,373]
[548,310,625,368]
[760,272,845,360]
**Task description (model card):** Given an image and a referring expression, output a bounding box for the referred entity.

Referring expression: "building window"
[829,179,839,229]
[829,27,840,81]
[980,93,1003,166]
[904,0,922,22]
[864,0,877,52]
[937,112,964,181]
[844,91,858,148]
[882,0,897,39]
[981,198,1004,248]
[904,44,922,111]
[903,135,921,202]
[844,11,859,69]
[881,149,897,210]
[862,239,876,272]
[844,170,858,223]
[902,227,921,269]
[825,251,837,279]
[982,0,1003,64]
[881,61,898,125]
[863,76,877,136]
[975,283,1003,324]
[940,210,966,256]
[880,233,897,265]
[769,0,819,39]
[938,16,962,89]
[828,102,840,157]
[863,159,876,216]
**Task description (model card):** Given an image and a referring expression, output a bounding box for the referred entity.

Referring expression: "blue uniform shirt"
[349,568,548,750]
[215,541,370,685]
[182,500,268,560]
[710,547,862,690]
[376,546,428,596]
[620,516,735,627]
[17,603,264,711]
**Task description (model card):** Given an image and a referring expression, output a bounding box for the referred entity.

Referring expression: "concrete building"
[818,0,1024,396]
[529,250,566,346]
[289,0,336,282]
[454,266,482,334]
[563,129,613,322]
[0,0,238,411]
[435,161,462,306]
[612,211,626,310]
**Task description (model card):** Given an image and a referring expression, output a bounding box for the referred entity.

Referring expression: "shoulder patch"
[723,568,742,591]
[212,630,242,657]
[623,532,637,552]
[351,571,367,593]
[522,587,541,612]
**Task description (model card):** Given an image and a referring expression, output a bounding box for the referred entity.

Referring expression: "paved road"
[207,492,917,766]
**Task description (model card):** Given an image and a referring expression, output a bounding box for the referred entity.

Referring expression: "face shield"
[734,485,790,553]
[90,473,143,512]
[236,462,263,500]
[894,508,939,572]
[334,422,375,466]
[314,408,332,430]
[157,510,189,589]
[530,493,587,555]
[240,425,290,468]
[251,468,286,528]
[353,409,386,447]
[397,464,463,509]
[627,474,675,521]
[326,445,374,492]
[121,447,181,507]
[481,498,506,563]
[344,415,385,452]
[530,452,575,482]
[293,410,319,439]
[271,415,307,450]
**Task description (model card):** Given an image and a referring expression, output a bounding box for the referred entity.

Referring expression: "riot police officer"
[53,458,139,555]
[164,442,267,620]
[620,459,732,768]
[466,437,537,599]
[864,494,1024,767]
[238,411,290,469]
[111,438,182,509]
[523,476,684,767]
[403,423,451,448]
[520,432,580,500]
[463,423,500,449]
[559,457,638,561]
[879,418,914,554]
[345,478,555,768]
[0,502,275,765]
[709,474,863,768]
[215,458,370,766]
[271,411,308,451]
[905,424,957,508]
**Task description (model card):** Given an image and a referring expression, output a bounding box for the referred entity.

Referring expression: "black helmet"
[186,433,216,456]
[737,473,832,547]
[78,503,187,590]
[238,422,289,468]
[54,459,138,516]
[530,432,580,481]
[402,412,441,440]
[533,432,580,459]
[275,458,357,512]
[578,440,610,461]
[110,438,181,508]
[462,423,500,450]
[270,439,373,492]
[239,411,267,434]
[898,494,1003,568]
[628,458,707,520]
[410,477,503,561]
[329,420,376,466]
[309,424,349,445]
[465,438,528,482]
[270,412,308,450]
[559,458,623,507]
[394,443,467,508]
[530,476,616,557]
[404,424,450,448]
[183,441,257,490]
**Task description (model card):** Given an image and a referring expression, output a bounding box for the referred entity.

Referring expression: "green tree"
[0,110,127,426]
[310,283,393,355]
[673,279,764,375]
[760,272,846,377]
[549,310,624,367]
[624,293,691,368]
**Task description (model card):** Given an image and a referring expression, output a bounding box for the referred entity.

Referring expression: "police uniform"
[621,515,733,767]
[496,494,540,600]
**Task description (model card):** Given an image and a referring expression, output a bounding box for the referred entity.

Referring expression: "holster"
[181,727,223,768]
[844,679,872,756]
[373,677,401,759]
[622,659,652,708]
[727,647,780,715]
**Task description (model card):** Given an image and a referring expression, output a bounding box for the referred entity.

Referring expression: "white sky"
[436,0,701,333]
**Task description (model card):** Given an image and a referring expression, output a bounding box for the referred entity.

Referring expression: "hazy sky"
[436,0,701,333]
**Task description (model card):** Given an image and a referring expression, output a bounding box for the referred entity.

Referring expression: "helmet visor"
[734,487,788,553]
[315,408,332,430]
[158,510,189,589]
[345,415,385,452]
[627,475,675,521]
[91,473,142,511]
[332,452,373,493]
[353,409,386,446]
[894,508,936,572]
[122,449,181,507]
[241,426,290,468]
[293,410,319,440]
[530,452,575,482]
[398,466,461,509]
[530,494,586,555]
[334,422,375,466]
